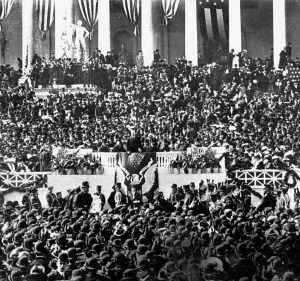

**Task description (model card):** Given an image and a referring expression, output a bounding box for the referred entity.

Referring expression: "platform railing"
[1,169,298,190]
[233,169,289,189]
[0,172,51,189]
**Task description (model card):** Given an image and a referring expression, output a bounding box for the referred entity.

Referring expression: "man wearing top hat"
[46,186,57,208]
[22,187,31,211]
[182,185,195,210]
[73,181,93,212]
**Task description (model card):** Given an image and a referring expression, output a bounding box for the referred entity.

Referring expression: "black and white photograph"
[1,0,300,280]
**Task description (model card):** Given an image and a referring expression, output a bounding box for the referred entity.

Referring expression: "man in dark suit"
[105,51,114,65]
[73,181,93,212]
[93,185,106,211]
[46,186,57,207]
[129,184,142,207]
[228,49,235,69]
[286,42,292,58]
[22,187,31,211]
[126,129,143,153]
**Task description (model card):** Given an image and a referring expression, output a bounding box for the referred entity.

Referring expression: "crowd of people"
[1,175,300,281]
[1,45,300,172]
[1,40,300,280]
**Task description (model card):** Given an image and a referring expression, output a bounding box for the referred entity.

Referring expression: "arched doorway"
[112,29,136,66]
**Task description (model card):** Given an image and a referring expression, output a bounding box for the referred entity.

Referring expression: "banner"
[115,152,159,202]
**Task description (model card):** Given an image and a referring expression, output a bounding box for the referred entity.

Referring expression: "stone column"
[273,0,286,69]
[98,0,111,54]
[22,0,34,72]
[141,0,154,66]
[185,0,198,66]
[229,0,242,53]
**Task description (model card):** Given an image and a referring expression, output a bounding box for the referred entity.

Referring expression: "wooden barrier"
[0,172,51,189]
[233,169,293,189]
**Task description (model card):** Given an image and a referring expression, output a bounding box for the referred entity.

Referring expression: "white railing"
[93,152,118,168]
[0,172,51,189]
[92,151,185,168]
[156,151,184,167]
[1,169,298,190]
[233,169,289,189]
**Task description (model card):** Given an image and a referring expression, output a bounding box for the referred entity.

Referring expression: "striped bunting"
[162,0,180,26]
[0,0,14,23]
[36,0,55,38]
[122,0,140,35]
[199,5,228,44]
[77,0,98,28]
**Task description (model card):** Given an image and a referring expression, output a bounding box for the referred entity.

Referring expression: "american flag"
[288,67,300,81]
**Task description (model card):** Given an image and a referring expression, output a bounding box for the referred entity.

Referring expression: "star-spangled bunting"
[128,153,145,168]
[288,67,300,81]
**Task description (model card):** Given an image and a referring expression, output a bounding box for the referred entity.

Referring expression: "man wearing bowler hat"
[73,181,93,212]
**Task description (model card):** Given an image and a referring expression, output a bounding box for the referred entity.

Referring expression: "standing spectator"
[182,185,194,210]
[56,192,66,208]
[286,42,292,59]
[279,47,288,69]
[154,49,161,63]
[128,184,142,207]
[136,50,144,72]
[91,185,106,213]
[46,186,57,207]
[277,184,291,210]
[105,51,114,65]
[73,181,93,211]
[22,187,31,211]
[30,188,42,211]
[118,43,129,66]
[228,49,235,69]
[168,184,178,204]
[82,61,90,88]
[97,50,106,64]
[126,129,143,153]
[114,184,126,208]
[108,185,116,209]
[252,185,277,215]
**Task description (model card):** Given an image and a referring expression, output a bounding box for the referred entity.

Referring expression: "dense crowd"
[2,42,300,280]
[1,176,300,281]
[1,46,300,173]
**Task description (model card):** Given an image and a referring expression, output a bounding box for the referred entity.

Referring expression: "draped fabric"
[162,0,180,26]
[77,0,98,38]
[36,0,55,39]
[0,0,14,31]
[122,0,140,36]
[199,7,228,43]
[199,2,229,64]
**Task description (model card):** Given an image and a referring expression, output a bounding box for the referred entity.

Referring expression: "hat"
[16,256,30,268]
[82,181,90,188]
[86,257,99,271]
[121,268,137,280]
[136,256,150,269]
